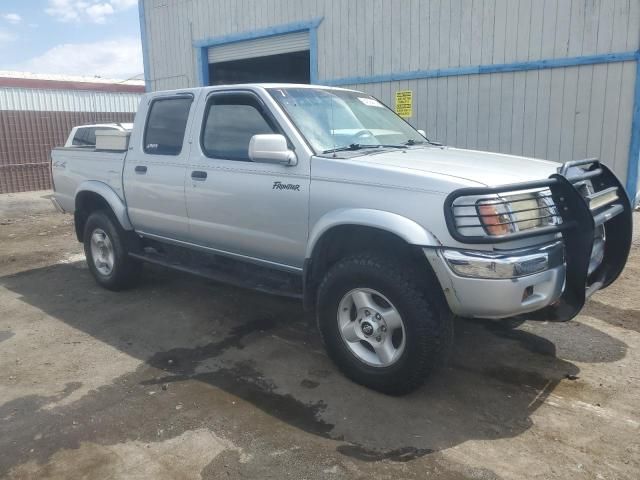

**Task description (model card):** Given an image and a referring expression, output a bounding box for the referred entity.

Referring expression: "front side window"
[268,87,426,154]
[201,94,276,161]
[144,96,193,155]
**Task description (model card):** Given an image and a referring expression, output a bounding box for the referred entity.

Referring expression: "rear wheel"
[316,253,453,395]
[83,211,140,290]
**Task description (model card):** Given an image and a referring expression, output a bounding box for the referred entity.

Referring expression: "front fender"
[75,180,133,230]
[306,208,441,258]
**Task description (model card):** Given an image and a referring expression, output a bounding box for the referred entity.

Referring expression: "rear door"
[123,93,196,240]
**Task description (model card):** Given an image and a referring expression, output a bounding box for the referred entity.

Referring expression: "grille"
[574,179,609,275]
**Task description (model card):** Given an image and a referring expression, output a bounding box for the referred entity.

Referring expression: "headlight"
[476,200,514,236]
[451,189,562,239]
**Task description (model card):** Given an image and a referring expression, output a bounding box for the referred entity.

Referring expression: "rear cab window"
[72,127,98,147]
[144,96,193,156]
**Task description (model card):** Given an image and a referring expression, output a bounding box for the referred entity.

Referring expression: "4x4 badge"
[273,181,300,191]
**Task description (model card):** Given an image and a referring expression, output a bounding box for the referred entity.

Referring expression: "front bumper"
[424,243,566,319]
[436,159,632,321]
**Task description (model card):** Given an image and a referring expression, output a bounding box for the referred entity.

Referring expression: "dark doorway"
[208,50,310,85]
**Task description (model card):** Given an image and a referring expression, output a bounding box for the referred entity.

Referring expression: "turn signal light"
[477,202,512,236]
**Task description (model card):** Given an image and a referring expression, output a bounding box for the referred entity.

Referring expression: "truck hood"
[355,146,561,187]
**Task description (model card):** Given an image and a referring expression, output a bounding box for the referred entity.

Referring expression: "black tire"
[83,210,141,291]
[316,253,453,395]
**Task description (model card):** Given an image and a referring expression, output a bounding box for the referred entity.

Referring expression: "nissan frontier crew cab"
[51,84,632,395]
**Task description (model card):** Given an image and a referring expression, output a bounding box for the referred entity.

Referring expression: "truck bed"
[51,147,127,213]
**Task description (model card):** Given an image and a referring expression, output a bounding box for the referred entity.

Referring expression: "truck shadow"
[0,262,629,472]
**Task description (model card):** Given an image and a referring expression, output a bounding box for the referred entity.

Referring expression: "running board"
[129,248,303,300]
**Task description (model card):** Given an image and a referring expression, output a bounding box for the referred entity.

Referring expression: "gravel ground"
[0,190,638,479]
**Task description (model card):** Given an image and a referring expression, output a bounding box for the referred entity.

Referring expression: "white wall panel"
[142,0,640,183]
[343,57,637,182]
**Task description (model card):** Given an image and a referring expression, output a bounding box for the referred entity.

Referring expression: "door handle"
[135,165,147,174]
[191,170,207,181]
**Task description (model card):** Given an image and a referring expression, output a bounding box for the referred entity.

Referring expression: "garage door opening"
[209,50,310,85]
[207,31,311,85]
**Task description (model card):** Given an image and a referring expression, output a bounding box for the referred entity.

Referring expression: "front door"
[123,93,196,240]
[185,90,310,269]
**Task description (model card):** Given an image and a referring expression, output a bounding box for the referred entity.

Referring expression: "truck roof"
[74,123,133,130]
[145,83,359,97]
[220,83,353,90]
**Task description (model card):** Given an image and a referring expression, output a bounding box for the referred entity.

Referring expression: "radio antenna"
[330,91,337,158]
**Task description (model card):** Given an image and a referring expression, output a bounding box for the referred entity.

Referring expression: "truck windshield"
[267,87,426,154]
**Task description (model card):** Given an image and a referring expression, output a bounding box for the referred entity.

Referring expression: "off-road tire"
[316,253,453,395]
[83,210,140,291]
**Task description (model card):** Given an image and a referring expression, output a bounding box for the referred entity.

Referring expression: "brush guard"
[444,159,632,321]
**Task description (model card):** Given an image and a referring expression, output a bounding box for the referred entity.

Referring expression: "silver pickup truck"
[51,83,632,394]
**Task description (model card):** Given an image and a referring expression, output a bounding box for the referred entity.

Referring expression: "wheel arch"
[306,208,440,258]
[303,209,442,309]
[74,181,132,242]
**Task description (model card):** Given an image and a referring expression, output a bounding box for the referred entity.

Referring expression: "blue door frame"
[193,18,324,87]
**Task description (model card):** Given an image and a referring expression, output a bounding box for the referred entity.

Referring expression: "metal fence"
[0,86,141,194]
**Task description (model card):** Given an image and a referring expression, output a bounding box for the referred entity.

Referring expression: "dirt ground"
[0,190,638,480]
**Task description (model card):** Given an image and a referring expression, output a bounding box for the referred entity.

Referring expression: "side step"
[129,245,303,300]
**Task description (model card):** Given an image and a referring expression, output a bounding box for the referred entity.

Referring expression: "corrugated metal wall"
[0,88,141,113]
[143,0,639,183]
[0,87,141,193]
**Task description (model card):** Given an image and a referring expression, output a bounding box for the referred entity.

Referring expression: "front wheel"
[316,253,453,395]
[83,211,140,291]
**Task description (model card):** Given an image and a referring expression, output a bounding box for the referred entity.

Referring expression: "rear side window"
[201,94,276,161]
[144,96,193,155]
[72,127,97,146]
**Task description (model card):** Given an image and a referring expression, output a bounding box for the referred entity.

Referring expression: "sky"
[0,0,143,80]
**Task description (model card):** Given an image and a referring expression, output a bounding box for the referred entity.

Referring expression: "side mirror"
[248,134,297,166]
[417,129,427,138]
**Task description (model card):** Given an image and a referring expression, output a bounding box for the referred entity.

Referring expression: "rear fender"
[75,181,133,231]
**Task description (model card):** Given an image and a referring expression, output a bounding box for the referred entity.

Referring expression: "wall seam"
[138,0,151,92]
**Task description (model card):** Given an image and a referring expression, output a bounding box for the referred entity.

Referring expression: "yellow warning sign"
[395,90,413,118]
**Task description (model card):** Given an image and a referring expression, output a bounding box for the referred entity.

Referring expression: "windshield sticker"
[358,97,383,108]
